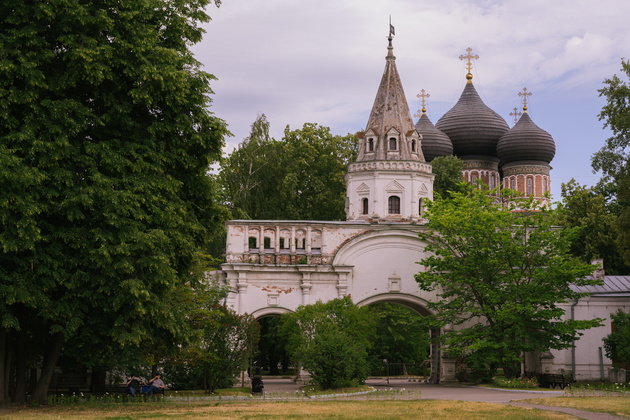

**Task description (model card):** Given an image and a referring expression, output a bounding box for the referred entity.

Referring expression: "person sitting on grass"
[146,374,165,396]
[126,375,141,396]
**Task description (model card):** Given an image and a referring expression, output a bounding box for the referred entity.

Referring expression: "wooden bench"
[538,373,572,389]
[93,384,165,400]
[49,372,91,395]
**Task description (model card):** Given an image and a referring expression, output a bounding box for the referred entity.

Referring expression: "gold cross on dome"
[459,47,479,81]
[518,87,532,112]
[509,107,522,124]
[415,89,430,116]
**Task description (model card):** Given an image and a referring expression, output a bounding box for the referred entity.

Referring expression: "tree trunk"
[31,332,63,405]
[0,331,6,405]
[4,337,15,403]
[14,332,26,404]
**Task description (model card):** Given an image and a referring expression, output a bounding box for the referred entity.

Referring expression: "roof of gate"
[571,275,630,296]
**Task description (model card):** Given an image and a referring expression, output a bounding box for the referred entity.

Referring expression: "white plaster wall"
[548,297,630,380]
[333,229,439,307]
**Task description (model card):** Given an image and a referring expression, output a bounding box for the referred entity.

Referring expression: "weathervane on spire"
[459,47,479,83]
[509,107,522,125]
[388,15,395,49]
[518,87,532,112]
[415,89,430,117]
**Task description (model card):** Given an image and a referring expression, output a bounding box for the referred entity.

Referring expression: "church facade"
[216,33,630,383]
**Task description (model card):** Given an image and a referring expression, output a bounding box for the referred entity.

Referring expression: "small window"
[264,237,271,249]
[389,137,397,150]
[411,140,416,152]
[295,238,305,249]
[527,178,533,196]
[362,198,369,215]
[388,196,400,214]
[419,198,423,215]
[511,179,516,190]
[368,138,374,152]
[279,238,285,249]
[248,237,257,249]
[543,178,547,193]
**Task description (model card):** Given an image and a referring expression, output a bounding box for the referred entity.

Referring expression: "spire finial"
[518,87,532,113]
[388,16,395,50]
[415,89,430,116]
[509,107,522,124]
[459,47,479,83]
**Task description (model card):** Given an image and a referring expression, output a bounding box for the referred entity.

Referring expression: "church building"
[216,31,630,383]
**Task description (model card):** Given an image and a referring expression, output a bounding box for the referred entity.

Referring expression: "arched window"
[411,140,416,152]
[511,179,516,190]
[388,196,400,214]
[419,198,423,215]
[362,198,369,215]
[527,178,533,196]
[389,137,397,150]
[368,138,374,152]
[543,178,547,193]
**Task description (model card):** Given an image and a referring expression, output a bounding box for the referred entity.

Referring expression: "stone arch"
[251,306,292,320]
[356,293,441,384]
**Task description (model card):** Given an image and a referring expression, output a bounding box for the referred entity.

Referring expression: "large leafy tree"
[218,116,357,221]
[0,0,227,404]
[416,187,602,378]
[280,297,374,389]
[592,59,630,266]
[557,179,630,274]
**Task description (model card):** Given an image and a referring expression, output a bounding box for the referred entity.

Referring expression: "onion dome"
[497,112,555,164]
[415,111,453,162]
[435,82,509,158]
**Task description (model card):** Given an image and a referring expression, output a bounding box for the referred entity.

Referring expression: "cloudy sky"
[192,0,630,201]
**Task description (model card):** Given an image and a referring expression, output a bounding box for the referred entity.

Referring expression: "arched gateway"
[218,222,453,384]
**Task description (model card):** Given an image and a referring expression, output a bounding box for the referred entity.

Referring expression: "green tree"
[367,303,430,371]
[431,155,465,199]
[557,179,630,274]
[183,291,260,394]
[218,114,283,220]
[218,118,358,221]
[592,59,630,266]
[603,309,630,369]
[415,186,602,378]
[280,297,374,389]
[0,0,227,404]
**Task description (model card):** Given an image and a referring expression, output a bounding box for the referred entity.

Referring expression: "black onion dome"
[415,113,453,162]
[497,112,555,164]
[436,82,509,158]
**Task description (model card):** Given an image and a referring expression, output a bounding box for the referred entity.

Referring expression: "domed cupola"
[435,81,509,158]
[434,48,507,189]
[499,88,555,205]
[414,90,453,162]
[497,109,555,165]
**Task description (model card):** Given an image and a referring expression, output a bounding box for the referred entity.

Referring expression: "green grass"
[0,399,577,419]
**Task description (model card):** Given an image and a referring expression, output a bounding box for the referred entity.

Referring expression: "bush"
[493,376,539,389]
[280,297,374,389]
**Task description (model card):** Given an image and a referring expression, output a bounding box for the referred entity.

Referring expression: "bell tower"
[346,28,434,222]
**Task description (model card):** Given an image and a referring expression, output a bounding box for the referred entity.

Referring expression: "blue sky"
[193,0,630,202]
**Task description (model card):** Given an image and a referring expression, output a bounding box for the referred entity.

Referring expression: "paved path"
[262,377,627,420]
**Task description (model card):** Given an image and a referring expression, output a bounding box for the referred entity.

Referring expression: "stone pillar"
[440,359,457,384]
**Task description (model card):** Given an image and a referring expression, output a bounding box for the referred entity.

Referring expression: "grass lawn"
[0,400,576,419]
[522,396,630,419]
